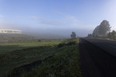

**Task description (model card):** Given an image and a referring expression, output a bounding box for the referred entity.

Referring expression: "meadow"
[0,40,61,53]
[0,38,82,77]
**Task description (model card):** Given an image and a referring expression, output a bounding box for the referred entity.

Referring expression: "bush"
[38,40,41,42]
[57,41,76,48]
[57,43,65,48]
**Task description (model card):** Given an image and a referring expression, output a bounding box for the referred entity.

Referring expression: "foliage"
[38,39,41,42]
[57,39,77,48]
[92,33,95,38]
[99,20,111,35]
[93,26,100,35]
[87,34,92,37]
[71,32,76,38]
[107,30,116,40]
[93,20,111,36]
[57,43,66,47]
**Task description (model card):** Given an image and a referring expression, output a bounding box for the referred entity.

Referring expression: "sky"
[0,0,116,37]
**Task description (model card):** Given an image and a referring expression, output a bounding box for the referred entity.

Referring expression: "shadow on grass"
[8,55,54,77]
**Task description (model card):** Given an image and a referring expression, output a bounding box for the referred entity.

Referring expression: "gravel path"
[79,38,116,77]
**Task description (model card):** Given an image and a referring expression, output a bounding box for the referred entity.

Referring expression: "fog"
[0,0,116,38]
[0,22,93,38]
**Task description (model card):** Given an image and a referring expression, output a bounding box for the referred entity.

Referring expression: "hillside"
[0,34,38,43]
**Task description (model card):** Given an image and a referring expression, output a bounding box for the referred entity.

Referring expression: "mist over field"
[0,0,116,38]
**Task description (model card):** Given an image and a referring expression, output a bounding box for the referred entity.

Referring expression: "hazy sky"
[0,0,116,37]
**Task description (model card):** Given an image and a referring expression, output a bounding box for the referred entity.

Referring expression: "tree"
[93,25,100,35]
[93,33,95,38]
[93,20,111,36]
[71,32,76,38]
[107,32,112,38]
[88,34,92,37]
[96,34,99,38]
[111,30,116,40]
[99,20,111,35]
[107,30,116,40]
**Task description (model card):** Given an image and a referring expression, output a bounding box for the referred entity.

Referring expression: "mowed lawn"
[0,38,82,77]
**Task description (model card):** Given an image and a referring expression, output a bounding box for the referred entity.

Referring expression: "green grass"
[0,38,82,77]
[0,41,61,54]
[27,45,81,77]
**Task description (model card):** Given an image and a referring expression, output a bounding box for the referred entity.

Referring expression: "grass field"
[0,38,82,77]
[0,41,61,53]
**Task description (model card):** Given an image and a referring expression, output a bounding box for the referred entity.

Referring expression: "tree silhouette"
[71,32,76,38]
[99,20,111,35]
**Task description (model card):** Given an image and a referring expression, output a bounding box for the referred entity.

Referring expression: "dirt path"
[79,38,116,77]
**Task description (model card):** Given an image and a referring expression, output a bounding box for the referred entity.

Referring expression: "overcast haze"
[0,0,116,37]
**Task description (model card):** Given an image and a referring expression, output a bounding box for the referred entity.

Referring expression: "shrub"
[57,43,65,48]
[58,41,76,48]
